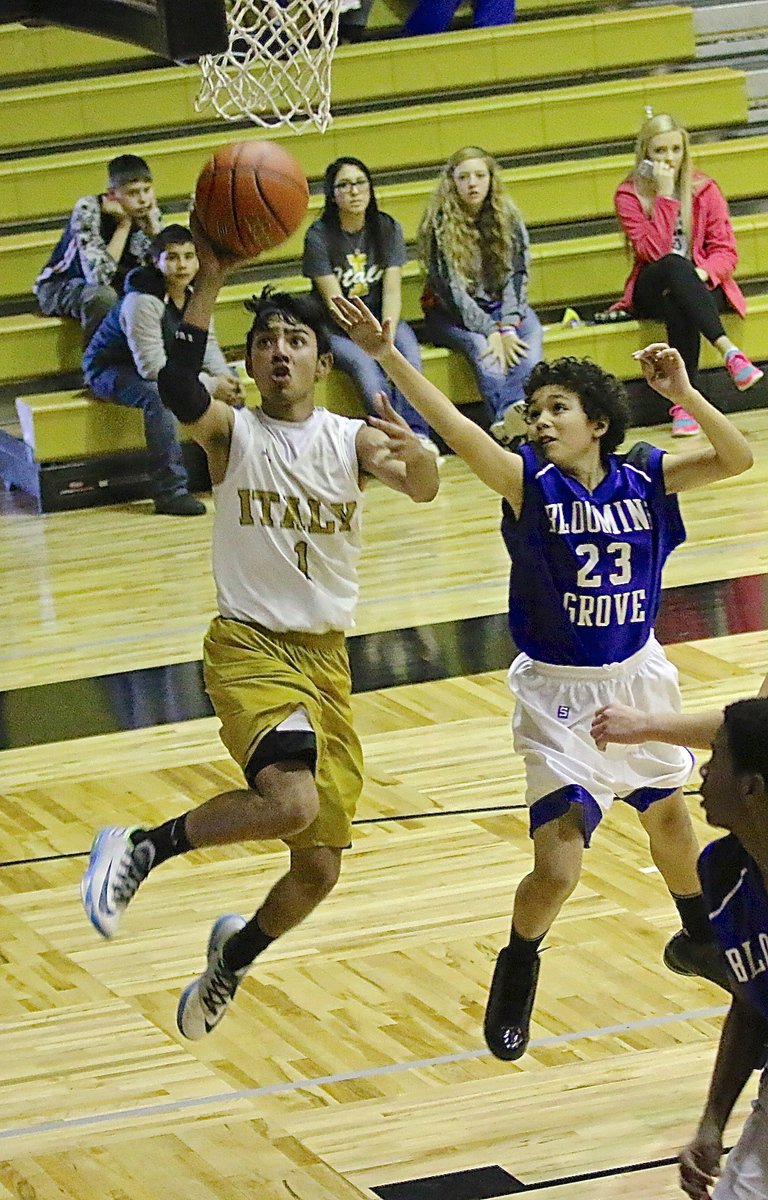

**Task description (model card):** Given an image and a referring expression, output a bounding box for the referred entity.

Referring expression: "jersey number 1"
[294,540,311,579]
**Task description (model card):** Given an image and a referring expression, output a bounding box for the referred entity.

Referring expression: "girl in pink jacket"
[615,113,762,436]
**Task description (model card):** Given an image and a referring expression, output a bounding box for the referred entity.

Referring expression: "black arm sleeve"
[157,322,212,424]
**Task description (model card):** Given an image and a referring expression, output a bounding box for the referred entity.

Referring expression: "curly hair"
[723,698,768,784]
[523,357,629,456]
[418,146,521,294]
[244,286,331,359]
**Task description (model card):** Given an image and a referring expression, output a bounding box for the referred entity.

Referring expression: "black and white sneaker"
[80,826,154,939]
[177,914,248,1040]
[483,947,541,1061]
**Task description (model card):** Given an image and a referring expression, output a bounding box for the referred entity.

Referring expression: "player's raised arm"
[333,295,523,509]
[157,214,244,471]
[634,344,753,493]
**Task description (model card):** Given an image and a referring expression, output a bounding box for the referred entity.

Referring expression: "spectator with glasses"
[303,156,439,456]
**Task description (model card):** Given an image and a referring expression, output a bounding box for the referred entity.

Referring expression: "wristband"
[172,322,208,371]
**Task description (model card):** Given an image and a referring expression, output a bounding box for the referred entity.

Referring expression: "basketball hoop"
[196,0,342,133]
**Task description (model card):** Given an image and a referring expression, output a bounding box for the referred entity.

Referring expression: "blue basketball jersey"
[699,835,768,1020]
[501,441,685,666]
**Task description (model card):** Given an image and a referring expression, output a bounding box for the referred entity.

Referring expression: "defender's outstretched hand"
[368,392,428,465]
[591,702,649,751]
[633,343,692,402]
[333,296,394,360]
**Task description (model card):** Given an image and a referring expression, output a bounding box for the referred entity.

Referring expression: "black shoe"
[154,493,206,516]
[663,930,731,992]
[483,947,540,1061]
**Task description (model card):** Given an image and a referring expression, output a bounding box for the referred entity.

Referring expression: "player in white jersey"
[333,293,752,1065]
[80,216,439,1039]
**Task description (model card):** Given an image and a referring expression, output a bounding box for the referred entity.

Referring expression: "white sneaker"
[80,826,154,939]
[417,435,442,459]
[490,401,528,445]
[177,914,248,1040]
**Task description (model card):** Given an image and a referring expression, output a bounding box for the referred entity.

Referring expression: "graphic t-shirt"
[302,213,407,318]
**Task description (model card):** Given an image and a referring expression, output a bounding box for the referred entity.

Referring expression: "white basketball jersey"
[212,406,365,633]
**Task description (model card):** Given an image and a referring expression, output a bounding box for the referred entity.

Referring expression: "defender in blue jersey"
[334,294,753,1062]
[593,689,768,1199]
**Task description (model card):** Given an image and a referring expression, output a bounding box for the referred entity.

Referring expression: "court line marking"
[0,1003,728,1142]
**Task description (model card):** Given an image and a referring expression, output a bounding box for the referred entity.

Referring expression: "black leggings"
[632,254,728,385]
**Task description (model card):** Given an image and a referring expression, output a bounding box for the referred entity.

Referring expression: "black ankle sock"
[507,926,546,964]
[222,912,276,973]
[131,814,192,868]
[673,892,713,944]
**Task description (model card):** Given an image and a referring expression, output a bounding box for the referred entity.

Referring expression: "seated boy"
[35,154,162,344]
[83,224,242,516]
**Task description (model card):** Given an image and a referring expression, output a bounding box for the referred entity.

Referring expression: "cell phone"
[636,158,656,180]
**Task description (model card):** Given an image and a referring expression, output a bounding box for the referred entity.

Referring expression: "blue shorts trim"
[529,785,603,847]
[622,784,680,813]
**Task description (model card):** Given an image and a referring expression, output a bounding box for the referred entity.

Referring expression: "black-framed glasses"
[334,178,370,192]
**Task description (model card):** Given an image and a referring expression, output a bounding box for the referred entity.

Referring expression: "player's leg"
[177,845,343,1039]
[485,806,584,1060]
[637,789,729,990]
[80,741,319,940]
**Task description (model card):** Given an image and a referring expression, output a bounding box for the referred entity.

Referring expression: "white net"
[196,0,343,132]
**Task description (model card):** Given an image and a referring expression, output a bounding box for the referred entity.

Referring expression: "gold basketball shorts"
[203,616,364,850]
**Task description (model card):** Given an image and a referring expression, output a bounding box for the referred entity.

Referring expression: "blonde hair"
[630,112,695,249]
[418,146,521,294]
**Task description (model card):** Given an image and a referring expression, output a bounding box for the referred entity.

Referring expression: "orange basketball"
[194,139,309,259]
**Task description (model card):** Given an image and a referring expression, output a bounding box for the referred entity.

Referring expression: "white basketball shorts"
[713,1069,768,1199]
[507,635,693,844]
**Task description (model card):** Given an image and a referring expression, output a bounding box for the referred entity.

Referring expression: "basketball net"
[196,0,342,132]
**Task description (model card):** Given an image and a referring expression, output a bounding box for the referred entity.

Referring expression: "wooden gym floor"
[3,405,768,1199]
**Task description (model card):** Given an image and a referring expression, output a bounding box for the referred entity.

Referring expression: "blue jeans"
[423,305,543,422]
[329,320,430,437]
[86,365,188,498]
[404,0,515,35]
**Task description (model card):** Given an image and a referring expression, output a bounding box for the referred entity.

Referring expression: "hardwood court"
[2,411,768,1199]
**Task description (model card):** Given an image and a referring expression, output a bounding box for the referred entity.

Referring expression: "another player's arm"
[680,993,768,1200]
[591,704,724,751]
[634,344,753,493]
[355,393,438,501]
[333,296,524,510]
[592,671,768,750]
[158,216,243,483]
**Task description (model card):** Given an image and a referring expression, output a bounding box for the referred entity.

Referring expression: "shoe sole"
[734,372,764,392]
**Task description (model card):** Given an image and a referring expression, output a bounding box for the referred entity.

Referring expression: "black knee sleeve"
[245,729,318,786]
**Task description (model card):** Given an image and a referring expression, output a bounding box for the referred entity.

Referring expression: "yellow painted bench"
[6,133,768,302]
[0,8,695,149]
[0,67,747,224]
[13,294,768,466]
[4,209,768,385]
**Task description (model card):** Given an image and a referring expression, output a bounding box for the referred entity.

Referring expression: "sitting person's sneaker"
[663,930,731,992]
[177,914,249,1040]
[490,401,528,446]
[671,406,701,437]
[724,349,764,392]
[81,826,154,939]
[154,493,206,516]
[483,947,541,1061]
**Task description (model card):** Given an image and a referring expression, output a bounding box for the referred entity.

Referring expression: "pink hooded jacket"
[613,173,746,317]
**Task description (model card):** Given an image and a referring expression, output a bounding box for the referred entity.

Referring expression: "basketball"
[194,139,309,259]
